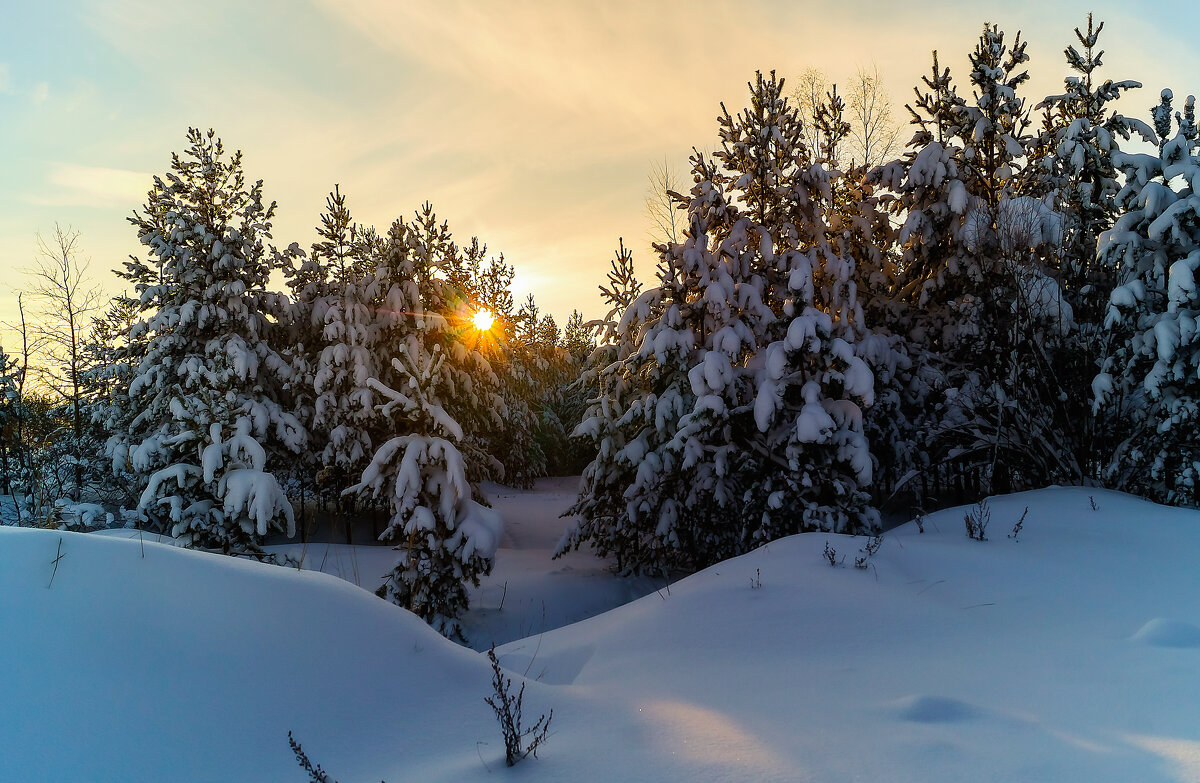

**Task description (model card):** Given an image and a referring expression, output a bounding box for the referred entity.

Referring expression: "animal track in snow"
[888,694,982,723]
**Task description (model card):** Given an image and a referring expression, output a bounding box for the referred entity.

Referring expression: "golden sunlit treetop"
[472,309,495,332]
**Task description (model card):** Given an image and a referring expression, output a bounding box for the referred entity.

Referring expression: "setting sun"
[472,308,495,332]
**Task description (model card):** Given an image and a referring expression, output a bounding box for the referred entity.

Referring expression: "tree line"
[561,17,1200,574]
[2,16,1198,637]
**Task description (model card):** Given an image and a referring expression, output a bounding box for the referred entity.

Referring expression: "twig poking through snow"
[522,603,546,679]
[48,537,65,589]
[1009,507,1029,541]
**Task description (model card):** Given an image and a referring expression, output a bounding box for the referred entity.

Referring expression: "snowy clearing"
[3,485,1200,782]
[268,478,662,650]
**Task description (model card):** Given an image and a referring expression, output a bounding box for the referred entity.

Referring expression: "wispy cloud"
[2,0,1190,329]
[28,163,149,209]
[311,1,766,149]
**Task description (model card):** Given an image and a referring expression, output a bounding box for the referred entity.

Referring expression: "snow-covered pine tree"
[877,48,970,364]
[73,295,144,507]
[298,188,380,509]
[559,240,650,569]
[1094,90,1200,505]
[438,237,512,487]
[1036,15,1143,321]
[565,72,879,572]
[406,206,505,491]
[881,28,1077,498]
[491,294,550,489]
[739,75,878,542]
[812,86,914,501]
[0,346,23,499]
[474,252,517,339]
[526,306,578,477]
[560,168,717,571]
[562,310,595,363]
[950,24,1080,492]
[280,209,326,519]
[87,295,145,508]
[875,51,972,504]
[352,218,502,638]
[109,129,303,554]
[1027,15,1145,481]
[552,309,599,474]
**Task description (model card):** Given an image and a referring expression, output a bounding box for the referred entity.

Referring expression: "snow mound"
[0,526,502,782]
[495,487,1200,782]
[6,486,1200,782]
[1131,618,1200,648]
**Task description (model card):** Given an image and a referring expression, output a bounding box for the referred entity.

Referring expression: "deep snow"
[3,484,1200,782]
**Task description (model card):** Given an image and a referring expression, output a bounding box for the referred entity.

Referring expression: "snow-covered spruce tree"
[492,294,550,489]
[351,218,502,639]
[1028,15,1144,480]
[550,308,599,473]
[880,28,1078,498]
[287,187,381,515]
[108,129,302,554]
[738,76,877,543]
[563,72,878,573]
[0,346,24,500]
[1094,90,1200,505]
[559,240,650,569]
[560,177,712,571]
[811,86,914,501]
[1035,15,1142,320]
[874,52,973,505]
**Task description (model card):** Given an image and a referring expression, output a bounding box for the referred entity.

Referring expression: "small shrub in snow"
[855,535,883,569]
[823,542,843,567]
[964,499,990,541]
[750,568,762,590]
[287,732,341,783]
[485,645,552,767]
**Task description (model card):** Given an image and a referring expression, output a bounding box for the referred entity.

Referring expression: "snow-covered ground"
[3,484,1200,782]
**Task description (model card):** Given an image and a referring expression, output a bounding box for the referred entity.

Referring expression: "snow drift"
[4,487,1200,782]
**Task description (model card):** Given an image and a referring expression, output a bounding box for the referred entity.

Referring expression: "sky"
[0,0,1196,342]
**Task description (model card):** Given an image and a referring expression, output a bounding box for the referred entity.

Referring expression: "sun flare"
[472,309,495,332]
